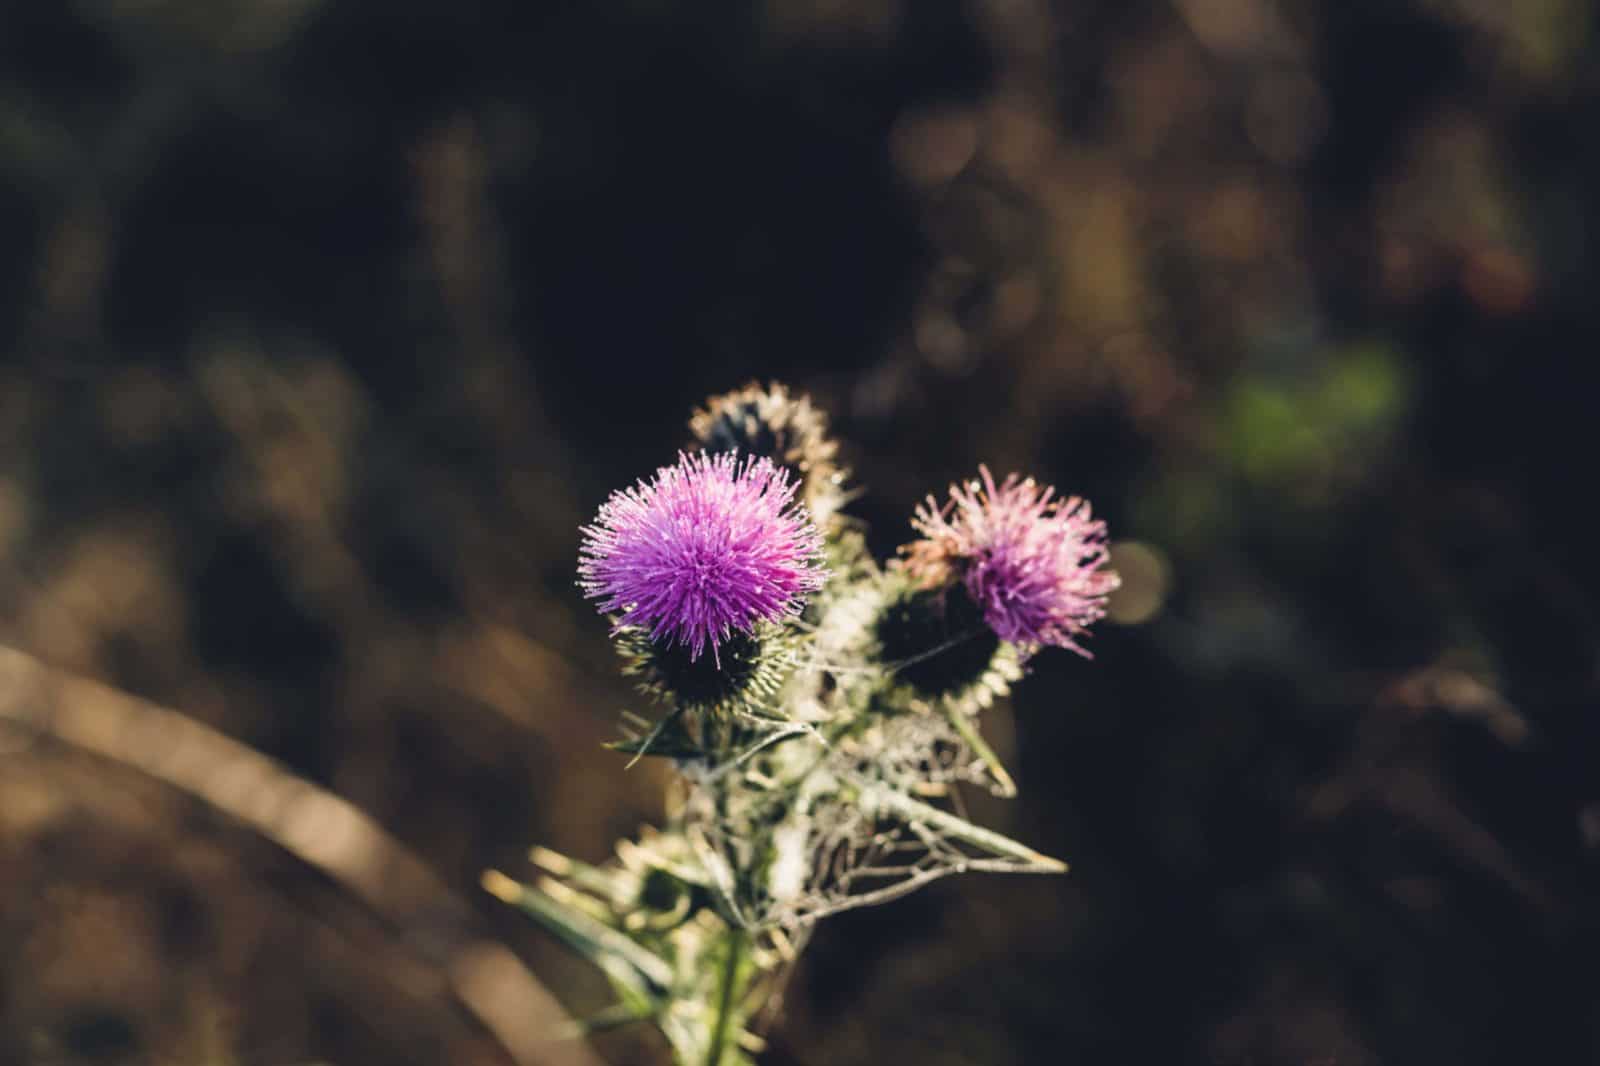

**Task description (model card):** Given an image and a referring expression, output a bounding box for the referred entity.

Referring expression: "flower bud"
[690,382,846,524]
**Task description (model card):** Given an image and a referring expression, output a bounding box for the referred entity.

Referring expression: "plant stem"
[706,928,746,1066]
[940,700,1017,797]
[852,780,1068,871]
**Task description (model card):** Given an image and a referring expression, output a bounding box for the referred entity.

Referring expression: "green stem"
[852,780,1068,871]
[706,928,746,1066]
[940,701,1017,797]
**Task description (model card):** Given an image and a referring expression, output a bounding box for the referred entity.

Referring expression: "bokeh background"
[3,0,1599,1063]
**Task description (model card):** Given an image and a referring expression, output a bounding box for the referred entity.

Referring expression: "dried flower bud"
[690,382,846,523]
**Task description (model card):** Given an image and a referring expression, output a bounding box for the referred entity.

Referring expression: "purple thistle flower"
[579,451,826,663]
[904,466,1119,656]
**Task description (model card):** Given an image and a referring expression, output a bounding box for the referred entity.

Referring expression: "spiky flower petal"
[580,452,827,662]
[904,466,1119,655]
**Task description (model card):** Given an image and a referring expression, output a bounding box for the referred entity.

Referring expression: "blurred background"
[2,0,1598,1063]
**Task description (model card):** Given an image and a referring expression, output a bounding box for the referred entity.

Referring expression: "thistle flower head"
[876,582,1000,699]
[580,451,827,662]
[903,466,1119,655]
[616,621,795,717]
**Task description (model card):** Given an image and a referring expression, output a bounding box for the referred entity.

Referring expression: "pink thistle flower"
[904,466,1119,656]
[579,451,826,663]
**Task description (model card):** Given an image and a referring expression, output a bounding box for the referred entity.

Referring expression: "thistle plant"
[486,383,1119,1065]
